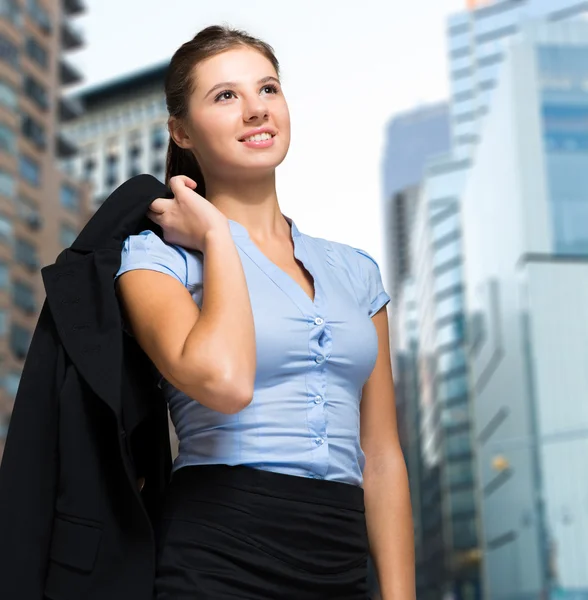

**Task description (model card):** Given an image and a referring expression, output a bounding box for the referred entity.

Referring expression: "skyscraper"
[0,0,90,460]
[460,18,588,598]
[386,2,588,598]
[447,0,588,160]
[381,103,451,312]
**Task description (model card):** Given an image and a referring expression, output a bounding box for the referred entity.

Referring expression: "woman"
[115,25,415,600]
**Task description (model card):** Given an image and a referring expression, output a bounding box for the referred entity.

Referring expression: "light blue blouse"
[115,216,390,487]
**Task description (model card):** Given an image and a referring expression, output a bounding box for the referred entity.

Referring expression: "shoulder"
[304,233,389,317]
[122,230,183,254]
[302,233,381,277]
[118,230,203,288]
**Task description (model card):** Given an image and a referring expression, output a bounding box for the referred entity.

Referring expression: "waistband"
[169,464,364,512]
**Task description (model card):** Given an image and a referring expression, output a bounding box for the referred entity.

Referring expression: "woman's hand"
[147,175,229,252]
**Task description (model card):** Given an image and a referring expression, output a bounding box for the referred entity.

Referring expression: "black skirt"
[153,464,371,599]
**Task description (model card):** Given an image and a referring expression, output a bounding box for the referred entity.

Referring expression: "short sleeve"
[351,246,391,318]
[115,230,188,286]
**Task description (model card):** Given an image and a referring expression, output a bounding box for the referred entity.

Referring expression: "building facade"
[381,103,451,311]
[0,0,90,459]
[460,19,588,599]
[63,62,169,212]
[410,153,481,600]
[447,0,588,161]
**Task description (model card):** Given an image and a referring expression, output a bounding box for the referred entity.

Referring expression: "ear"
[168,117,193,150]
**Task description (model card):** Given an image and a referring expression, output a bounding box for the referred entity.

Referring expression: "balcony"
[56,131,78,158]
[59,57,83,86]
[63,0,85,16]
[59,95,83,122]
[61,19,84,51]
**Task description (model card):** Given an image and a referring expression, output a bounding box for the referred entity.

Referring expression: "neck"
[205,171,289,242]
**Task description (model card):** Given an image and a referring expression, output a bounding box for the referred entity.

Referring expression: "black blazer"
[0,175,176,600]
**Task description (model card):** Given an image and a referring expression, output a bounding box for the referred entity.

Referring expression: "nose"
[242,94,269,123]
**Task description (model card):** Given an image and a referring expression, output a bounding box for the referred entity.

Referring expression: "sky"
[72,0,465,277]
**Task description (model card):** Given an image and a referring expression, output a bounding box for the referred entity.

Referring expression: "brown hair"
[164,25,280,197]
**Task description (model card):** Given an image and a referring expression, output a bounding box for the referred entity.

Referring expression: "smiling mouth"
[239,132,276,143]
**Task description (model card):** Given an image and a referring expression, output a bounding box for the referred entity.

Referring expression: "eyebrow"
[204,76,281,99]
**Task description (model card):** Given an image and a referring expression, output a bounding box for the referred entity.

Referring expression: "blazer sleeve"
[0,300,64,599]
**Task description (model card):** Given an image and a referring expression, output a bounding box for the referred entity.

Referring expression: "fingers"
[169,175,197,195]
[148,198,170,215]
[146,208,161,224]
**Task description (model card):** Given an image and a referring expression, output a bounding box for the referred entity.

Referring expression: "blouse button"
[315,355,325,364]
[314,395,322,404]
[314,317,324,325]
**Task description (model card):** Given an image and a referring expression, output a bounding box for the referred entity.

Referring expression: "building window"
[60,223,77,247]
[0,307,7,335]
[19,154,41,187]
[14,238,39,271]
[13,280,36,313]
[151,159,165,180]
[0,79,17,111]
[432,210,460,244]
[436,314,465,348]
[128,137,142,178]
[0,260,8,288]
[0,33,18,69]
[0,0,21,26]
[449,488,476,517]
[438,373,468,403]
[446,461,474,488]
[10,323,31,359]
[60,184,79,211]
[433,237,462,271]
[3,370,21,398]
[0,123,16,154]
[445,430,472,460]
[27,0,52,34]
[434,264,463,296]
[437,346,467,376]
[15,195,42,230]
[105,153,119,188]
[0,168,15,198]
[435,292,464,322]
[25,35,48,69]
[83,156,96,181]
[23,75,49,111]
[0,213,13,245]
[441,403,470,429]
[21,113,47,150]
[452,516,478,550]
[151,125,167,150]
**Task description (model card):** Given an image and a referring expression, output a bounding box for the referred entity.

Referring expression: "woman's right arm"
[116,223,256,415]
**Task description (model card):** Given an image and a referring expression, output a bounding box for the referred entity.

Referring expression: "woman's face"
[175,46,291,183]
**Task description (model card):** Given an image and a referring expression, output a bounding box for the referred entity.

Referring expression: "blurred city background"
[0,0,587,599]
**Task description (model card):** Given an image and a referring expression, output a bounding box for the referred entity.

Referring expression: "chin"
[238,149,288,170]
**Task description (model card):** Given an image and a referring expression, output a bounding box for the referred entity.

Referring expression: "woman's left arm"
[361,305,416,600]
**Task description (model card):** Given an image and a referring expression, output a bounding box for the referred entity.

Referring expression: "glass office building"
[460,19,588,599]
[538,44,588,255]
[447,0,588,160]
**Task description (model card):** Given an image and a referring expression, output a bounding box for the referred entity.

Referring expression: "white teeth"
[243,132,273,142]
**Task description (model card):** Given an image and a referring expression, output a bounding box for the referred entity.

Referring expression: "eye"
[261,84,279,95]
[214,90,236,103]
